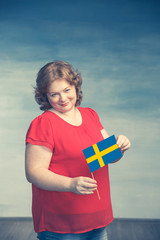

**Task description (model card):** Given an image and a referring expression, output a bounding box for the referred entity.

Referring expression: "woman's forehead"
[48,79,72,92]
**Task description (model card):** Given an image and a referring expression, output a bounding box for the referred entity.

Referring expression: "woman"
[25,61,131,240]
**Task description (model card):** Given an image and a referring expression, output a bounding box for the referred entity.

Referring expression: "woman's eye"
[65,89,70,92]
[50,93,57,97]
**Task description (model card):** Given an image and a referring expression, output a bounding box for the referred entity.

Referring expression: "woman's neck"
[49,107,82,126]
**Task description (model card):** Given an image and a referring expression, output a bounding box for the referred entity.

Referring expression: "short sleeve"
[86,108,104,131]
[26,115,54,152]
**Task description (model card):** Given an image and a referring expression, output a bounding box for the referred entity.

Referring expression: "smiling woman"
[25,60,130,240]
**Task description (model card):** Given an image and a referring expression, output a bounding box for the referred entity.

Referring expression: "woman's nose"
[59,94,66,102]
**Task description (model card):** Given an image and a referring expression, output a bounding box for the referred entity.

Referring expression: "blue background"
[0,0,160,218]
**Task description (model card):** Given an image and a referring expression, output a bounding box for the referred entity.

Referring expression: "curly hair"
[34,61,83,111]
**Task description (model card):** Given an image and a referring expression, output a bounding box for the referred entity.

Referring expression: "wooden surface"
[0,218,160,240]
[107,218,160,240]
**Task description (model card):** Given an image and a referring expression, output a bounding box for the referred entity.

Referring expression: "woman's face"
[47,79,77,113]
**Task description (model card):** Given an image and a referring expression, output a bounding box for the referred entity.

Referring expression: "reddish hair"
[34,61,83,111]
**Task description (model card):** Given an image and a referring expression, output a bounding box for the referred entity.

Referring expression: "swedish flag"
[83,135,122,172]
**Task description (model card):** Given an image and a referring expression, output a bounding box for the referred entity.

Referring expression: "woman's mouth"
[60,102,69,107]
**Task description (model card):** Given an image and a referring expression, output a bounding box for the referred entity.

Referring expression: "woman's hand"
[70,176,97,195]
[116,135,131,154]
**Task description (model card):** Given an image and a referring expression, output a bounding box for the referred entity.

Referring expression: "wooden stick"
[91,172,101,200]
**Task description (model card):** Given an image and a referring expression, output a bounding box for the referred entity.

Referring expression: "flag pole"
[91,172,101,200]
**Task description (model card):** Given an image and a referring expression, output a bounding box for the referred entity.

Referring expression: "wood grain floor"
[0,218,160,240]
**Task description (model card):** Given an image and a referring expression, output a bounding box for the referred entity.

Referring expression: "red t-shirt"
[26,107,113,233]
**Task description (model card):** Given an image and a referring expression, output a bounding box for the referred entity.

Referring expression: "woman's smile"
[60,102,69,107]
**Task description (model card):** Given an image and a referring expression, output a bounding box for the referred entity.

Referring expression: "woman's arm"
[101,129,131,151]
[25,143,97,194]
[101,129,110,139]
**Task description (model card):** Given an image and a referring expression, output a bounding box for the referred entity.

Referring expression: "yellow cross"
[86,143,119,167]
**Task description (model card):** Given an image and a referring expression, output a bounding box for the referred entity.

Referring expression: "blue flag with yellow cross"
[83,135,123,173]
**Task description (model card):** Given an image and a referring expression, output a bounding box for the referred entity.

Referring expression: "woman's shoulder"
[26,111,54,151]
[79,107,102,128]
[78,107,98,116]
[29,111,53,126]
